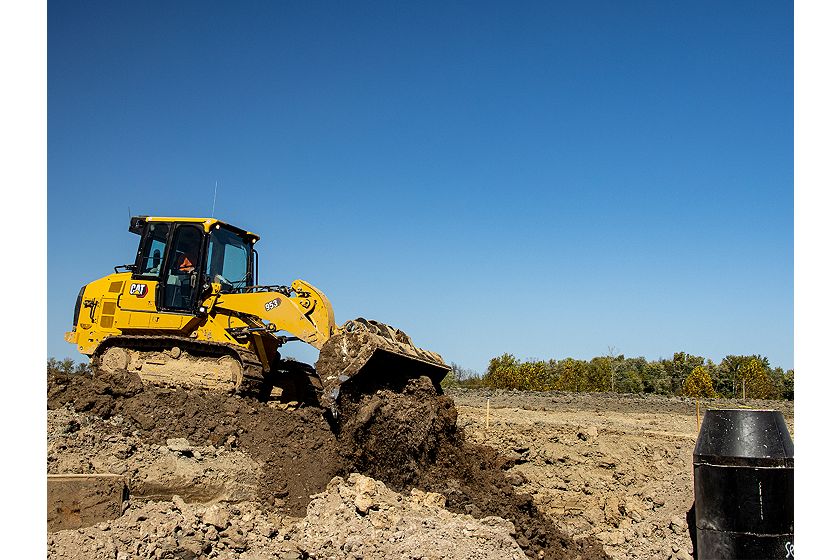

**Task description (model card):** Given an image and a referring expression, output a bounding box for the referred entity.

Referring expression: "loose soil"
[48,371,793,560]
[48,370,341,516]
[334,376,604,559]
[48,371,605,559]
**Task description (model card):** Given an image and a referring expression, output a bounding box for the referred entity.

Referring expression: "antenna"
[128,206,131,219]
[211,180,219,217]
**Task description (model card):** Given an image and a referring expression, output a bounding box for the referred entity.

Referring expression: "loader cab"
[129,216,257,313]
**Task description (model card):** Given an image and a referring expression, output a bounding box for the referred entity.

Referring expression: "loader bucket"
[314,318,451,414]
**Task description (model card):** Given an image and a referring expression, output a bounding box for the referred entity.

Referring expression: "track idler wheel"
[99,346,131,374]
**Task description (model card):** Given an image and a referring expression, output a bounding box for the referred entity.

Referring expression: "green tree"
[782,369,794,400]
[484,353,520,389]
[586,357,612,392]
[718,355,747,398]
[682,366,718,398]
[741,357,778,400]
[614,357,645,394]
[556,359,587,391]
[47,357,92,376]
[518,360,555,391]
[441,362,470,388]
[641,361,670,394]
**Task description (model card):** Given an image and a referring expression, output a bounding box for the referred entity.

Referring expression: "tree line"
[49,351,794,401]
[442,352,794,400]
[47,357,92,376]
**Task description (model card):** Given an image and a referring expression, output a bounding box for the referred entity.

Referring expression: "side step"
[47,474,128,532]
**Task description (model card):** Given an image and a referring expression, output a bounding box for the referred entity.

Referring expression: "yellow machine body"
[65,216,449,406]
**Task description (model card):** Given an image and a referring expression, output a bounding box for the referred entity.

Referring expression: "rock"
[171,495,186,512]
[202,504,231,530]
[604,496,621,526]
[224,532,248,552]
[670,515,687,532]
[506,471,527,487]
[204,526,219,542]
[353,474,378,496]
[64,419,81,434]
[295,474,528,559]
[354,495,375,515]
[623,496,645,522]
[582,507,604,525]
[595,530,626,546]
[674,549,692,560]
[166,438,192,455]
[423,492,446,508]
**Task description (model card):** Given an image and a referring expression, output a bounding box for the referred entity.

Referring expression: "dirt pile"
[333,376,459,487]
[334,376,606,560]
[47,371,606,559]
[48,371,342,515]
[290,473,528,560]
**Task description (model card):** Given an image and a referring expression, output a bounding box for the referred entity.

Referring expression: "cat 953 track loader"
[65,216,449,411]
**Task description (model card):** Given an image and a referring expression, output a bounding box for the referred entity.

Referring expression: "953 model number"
[264,298,281,312]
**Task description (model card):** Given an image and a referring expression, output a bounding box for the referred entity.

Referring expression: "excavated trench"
[47,370,606,560]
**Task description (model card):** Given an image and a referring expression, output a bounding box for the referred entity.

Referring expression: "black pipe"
[693,409,793,559]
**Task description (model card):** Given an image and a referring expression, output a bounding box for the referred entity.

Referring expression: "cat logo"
[129,283,148,298]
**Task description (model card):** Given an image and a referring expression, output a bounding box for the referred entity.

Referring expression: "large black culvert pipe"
[693,409,793,559]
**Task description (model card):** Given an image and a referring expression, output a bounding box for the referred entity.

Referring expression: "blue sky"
[48,1,793,371]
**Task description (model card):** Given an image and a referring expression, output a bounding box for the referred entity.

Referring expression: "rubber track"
[91,335,266,398]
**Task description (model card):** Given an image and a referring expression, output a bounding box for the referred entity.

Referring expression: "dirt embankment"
[48,371,606,560]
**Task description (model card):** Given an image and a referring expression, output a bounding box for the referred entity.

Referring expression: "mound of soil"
[48,370,606,559]
[48,371,342,515]
[334,376,606,560]
[333,376,459,487]
[291,473,529,560]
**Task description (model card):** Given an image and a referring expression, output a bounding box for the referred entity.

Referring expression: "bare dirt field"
[47,372,792,560]
[449,389,794,560]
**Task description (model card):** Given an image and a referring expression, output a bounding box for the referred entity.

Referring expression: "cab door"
[118,221,169,323]
[160,223,204,313]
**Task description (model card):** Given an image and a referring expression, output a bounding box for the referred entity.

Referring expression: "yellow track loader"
[65,216,449,411]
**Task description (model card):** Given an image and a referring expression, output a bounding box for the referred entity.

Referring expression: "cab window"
[161,224,203,310]
[137,223,169,276]
[206,227,251,292]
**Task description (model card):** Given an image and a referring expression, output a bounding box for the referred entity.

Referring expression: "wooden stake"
[485,398,490,429]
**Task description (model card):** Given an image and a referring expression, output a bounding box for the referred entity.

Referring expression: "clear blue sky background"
[48,1,793,372]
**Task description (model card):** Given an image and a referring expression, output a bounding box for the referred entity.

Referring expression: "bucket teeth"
[315,318,450,413]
